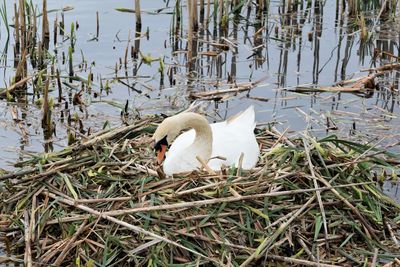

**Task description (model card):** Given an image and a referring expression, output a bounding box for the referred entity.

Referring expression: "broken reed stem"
[196,155,216,175]
[29,7,37,67]
[15,48,28,85]
[0,76,32,99]
[42,79,51,127]
[189,75,267,100]
[13,160,92,185]
[101,182,372,217]
[205,0,210,29]
[60,12,65,35]
[24,210,32,267]
[53,15,58,46]
[124,31,130,69]
[41,0,49,51]
[38,40,43,68]
[68,46,74,79]
[173,175,247,196]
[56,69,62,102]
[76,196,134,204]
[18,0,26,50]
[187,0,193,69]
[384,220,400,248]
[265,255,342,267]
[133,0,142,60]
[303,139,330,252]
[297,237,318,262]
[192,0,198,32]
[218,0,223,26]
[30,187,44,243]
[96,11,99,39]
[348,0,357,16]
[135,0,141,27]
[72,119,149,151]
[70,22,75,51]
[362,63,400,72]
[14,3,20,55]
[199,0,204,23]
[371,248,379,267]
[174,0,181,36]
[54,220,88,265]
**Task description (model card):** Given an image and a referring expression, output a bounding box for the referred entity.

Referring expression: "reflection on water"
[0,1,398,184]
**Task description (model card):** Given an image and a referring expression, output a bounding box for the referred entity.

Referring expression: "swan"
[152,106,260,176]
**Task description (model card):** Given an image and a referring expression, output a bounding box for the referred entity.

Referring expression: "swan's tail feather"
[227,106,256,129]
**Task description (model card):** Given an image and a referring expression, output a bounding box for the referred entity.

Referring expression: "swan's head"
[152,117,180,164]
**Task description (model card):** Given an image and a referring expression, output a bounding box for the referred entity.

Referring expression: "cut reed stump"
[0,115,399,266]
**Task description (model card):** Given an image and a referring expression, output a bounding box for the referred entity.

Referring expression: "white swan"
[152,106,260,176]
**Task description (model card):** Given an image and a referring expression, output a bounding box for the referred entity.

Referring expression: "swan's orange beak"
[156,144,167,164]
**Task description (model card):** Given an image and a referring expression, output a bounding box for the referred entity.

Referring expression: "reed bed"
[0,115,399,266]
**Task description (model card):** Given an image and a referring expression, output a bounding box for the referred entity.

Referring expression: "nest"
[0,116,399,266]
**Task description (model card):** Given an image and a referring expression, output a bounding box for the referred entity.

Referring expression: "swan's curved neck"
[175,112,213,159]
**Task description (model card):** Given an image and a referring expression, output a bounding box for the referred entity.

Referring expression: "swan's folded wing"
[209,120,259,170]
[166,129,196,157]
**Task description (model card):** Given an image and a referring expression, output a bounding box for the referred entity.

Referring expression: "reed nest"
[0,115,399,267]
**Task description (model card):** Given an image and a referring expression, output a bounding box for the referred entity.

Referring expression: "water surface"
[0,1,398,194]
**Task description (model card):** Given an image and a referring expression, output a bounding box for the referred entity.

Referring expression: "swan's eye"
[154,135,168,152]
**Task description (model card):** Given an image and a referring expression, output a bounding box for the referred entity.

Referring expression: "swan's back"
[163,106,259,174]
[208,106,259,169]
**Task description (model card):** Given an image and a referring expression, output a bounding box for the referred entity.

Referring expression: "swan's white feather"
[163,106,259,175]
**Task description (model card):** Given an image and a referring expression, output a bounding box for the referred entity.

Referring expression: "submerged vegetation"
[0,0,399,265]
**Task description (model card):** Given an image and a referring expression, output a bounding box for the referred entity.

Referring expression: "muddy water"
[0,1,399,196]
